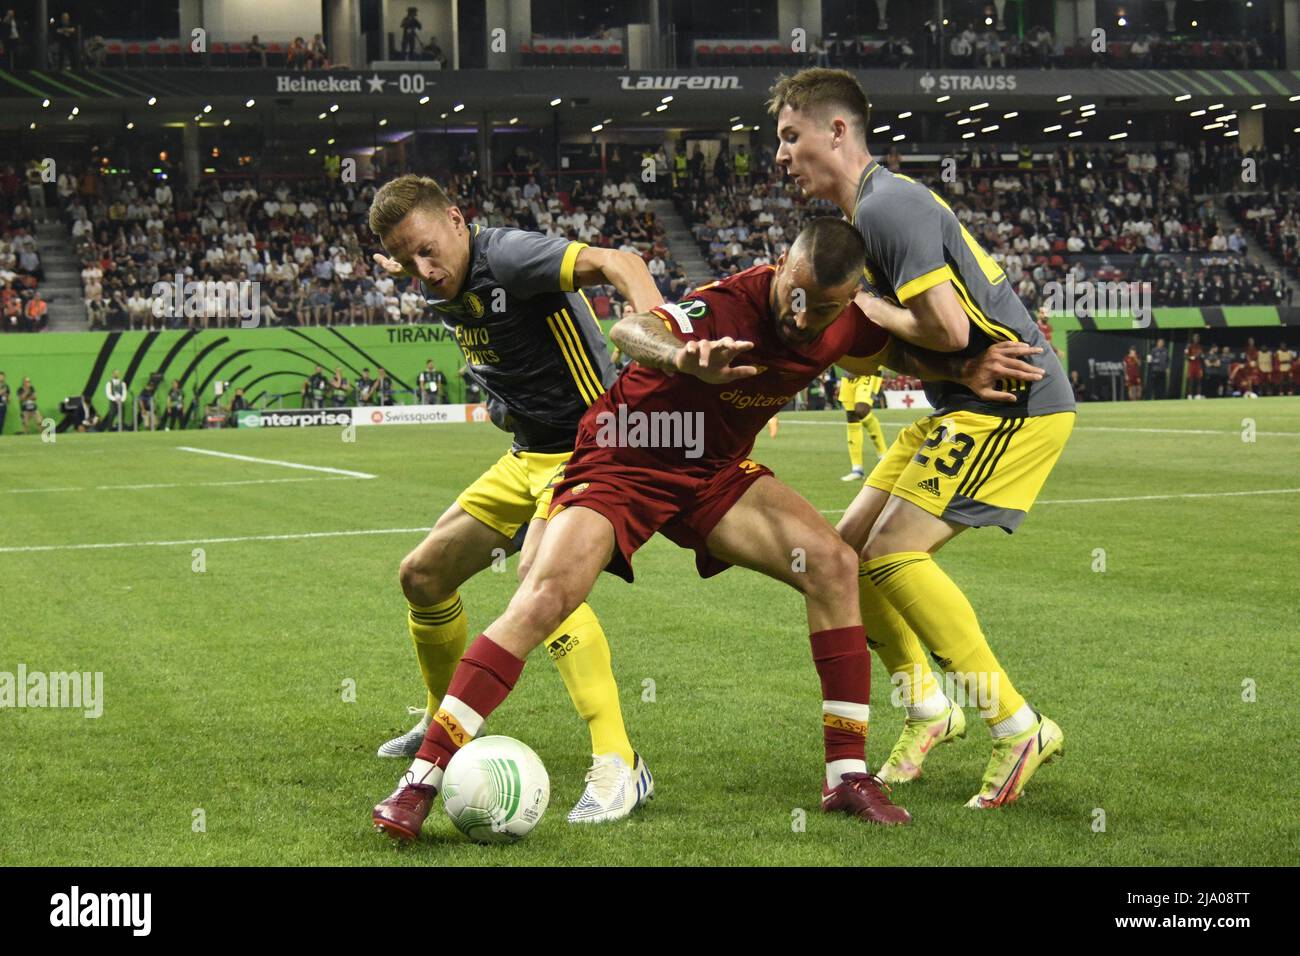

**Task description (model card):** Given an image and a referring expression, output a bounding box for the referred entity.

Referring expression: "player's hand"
[674,337,759,384]
[963,342,1044,403]
[372,252,409,278]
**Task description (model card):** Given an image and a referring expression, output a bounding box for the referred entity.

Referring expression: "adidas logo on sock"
[917,476,942,497]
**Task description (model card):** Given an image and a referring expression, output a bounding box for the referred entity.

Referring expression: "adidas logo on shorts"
[917,476,942,497]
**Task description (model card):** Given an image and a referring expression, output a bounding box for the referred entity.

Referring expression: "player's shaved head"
[790,217,866,289]
[767,68,871,148]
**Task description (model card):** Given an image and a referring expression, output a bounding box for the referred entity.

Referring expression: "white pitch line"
[177,445,376,479]
[819,486,1300,514]
[4,476,360,495]
[0,526,430,555]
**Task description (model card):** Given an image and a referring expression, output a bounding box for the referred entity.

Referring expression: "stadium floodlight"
[1043,124,1063,133]
[1190,109,1206,117]
[751,125,759,131]
[1191,19,1198,27]
[126,121,134,129]
[1251,103,1266,110]
[1294,127,1300,133]
[453,103,465,112]
[957,117,972,125]
[1080,110,1096,118]
[731,123,744,131]
[591,124,603,132]
[70,106,78,115]
[223,119,230,127]
[892,133,905,142]
[245,98,255,108]
[1056,94,1072,102]
[147,96,156,106]
[308,147,317,155]
[981,125,999,133]
[1108,132,1127,140]
[1225,130,1239,137]
[327,137,335,145]
[419,95,430,104]
[29,121,35,129]
[1291,95,1300,102]
[603,117,612,124]
[1003,111,1018,119]
[440,112,447,118]
[318,111,327,119]
[898,111,912,119]
[970,102,989,111]
[509,117,518,124]
[378,118,388,126]
[1175,93,1191,102]
[936,95,950,103]
[1217,114,1237,122]
[729,115,740,122]
[550,97,562,106]
[661,95,673,103]
[1202,122,1224,130]
[1068,130,1082,137]
[873,124,890,133]
[1208,103,1224,110]
[1080,104,1095,112]
[202,104,212,113]
[41,98,50,108]
[961,131,975,139]
[330,103,339,112]
[655,104,667,112]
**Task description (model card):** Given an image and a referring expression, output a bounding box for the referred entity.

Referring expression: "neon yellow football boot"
[966,712,1064,809]
[877,703,967,784]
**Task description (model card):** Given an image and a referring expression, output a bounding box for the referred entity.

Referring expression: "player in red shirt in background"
[370,218,1044,839]
[1036,305,1064,361]
[1257,343,1276,396]
[1124,346,1142,401]
[1185,332,1204,398]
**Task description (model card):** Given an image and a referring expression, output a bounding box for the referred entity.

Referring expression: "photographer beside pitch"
[365,174,660,822]
[769,69,1076,808]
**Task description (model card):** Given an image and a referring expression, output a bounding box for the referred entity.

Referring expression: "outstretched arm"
[572,246,663,314]
[610,309,758,384]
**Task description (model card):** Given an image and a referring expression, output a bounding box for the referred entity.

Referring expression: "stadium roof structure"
[3,67,1300,131]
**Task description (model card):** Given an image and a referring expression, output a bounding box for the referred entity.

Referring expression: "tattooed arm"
[609,307,758,385]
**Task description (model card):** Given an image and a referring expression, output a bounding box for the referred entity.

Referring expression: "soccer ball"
[441,735,550,843]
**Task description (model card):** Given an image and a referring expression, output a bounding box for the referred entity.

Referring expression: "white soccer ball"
[441,735,550,843]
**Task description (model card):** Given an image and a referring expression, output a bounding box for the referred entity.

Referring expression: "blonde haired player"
[838,371,887,481]
[770,69,1075,809]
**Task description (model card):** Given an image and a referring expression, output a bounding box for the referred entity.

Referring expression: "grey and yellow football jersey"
[849,160,1075,418]
[423,224,617,452]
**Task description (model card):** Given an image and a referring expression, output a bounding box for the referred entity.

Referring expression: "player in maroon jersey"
[1185,333,1204,398]
[1124,347,1142,401]
[370,218,1044,838]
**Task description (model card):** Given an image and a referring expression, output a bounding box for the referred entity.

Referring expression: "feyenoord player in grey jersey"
[769,69,1074,808]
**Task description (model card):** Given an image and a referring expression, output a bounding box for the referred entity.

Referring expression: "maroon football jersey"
[580,264,889,474]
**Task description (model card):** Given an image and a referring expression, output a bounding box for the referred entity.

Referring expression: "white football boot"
[376,706,431,758]
[567,752,655,823]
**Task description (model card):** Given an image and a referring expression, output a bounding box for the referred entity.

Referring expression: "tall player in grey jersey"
[768,69,1076,809]
[368,175,660,822]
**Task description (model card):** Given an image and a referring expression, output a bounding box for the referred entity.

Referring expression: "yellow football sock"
[546,602,634,765]
[864,412,888,456]
[865,551,1025,724]
[407,595,469,715]
[847,420,864,471]
[858,559,939,706]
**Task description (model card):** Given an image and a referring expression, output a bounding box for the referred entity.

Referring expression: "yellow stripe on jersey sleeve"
[559,242,589,292]
[896,264,956,304]
[560,308,606,399]
[546,311,599,406]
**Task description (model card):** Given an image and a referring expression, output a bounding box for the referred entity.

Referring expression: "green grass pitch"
[1,398,1296,866]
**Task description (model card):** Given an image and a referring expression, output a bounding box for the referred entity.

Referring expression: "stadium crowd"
[0,165,47,333]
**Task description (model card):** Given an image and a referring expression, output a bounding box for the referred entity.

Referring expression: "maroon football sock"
[415,634,526,768]
[809,626,871,765]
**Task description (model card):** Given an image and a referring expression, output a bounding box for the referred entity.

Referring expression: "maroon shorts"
[548,451,773,582]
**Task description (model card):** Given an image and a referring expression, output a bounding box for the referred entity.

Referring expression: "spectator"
[374,367,395,405]
[302,365,327,409]
[400,7,421,60]
[417,359,446,404]
[356,367,375,404]
[54,12,76,70]
[329,367,350,407]
[308,33,328,68]
[102,369,127,430]
[3,9,22,71]
[162,379,186,430]
[286,36,309,69]
[0,369,8,434]
[83,34,105,68]
[248,34,266,67]
[24,290,47,331]
[18,375,38,433]
[225,387,249,427]
[136,375,158,430]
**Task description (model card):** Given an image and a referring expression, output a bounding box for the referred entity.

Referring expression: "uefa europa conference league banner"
[234,404,490,427]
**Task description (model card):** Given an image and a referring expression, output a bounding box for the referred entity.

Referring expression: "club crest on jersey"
[569,482,590,495]
[678,299,708,319]
[463,292,485,318]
